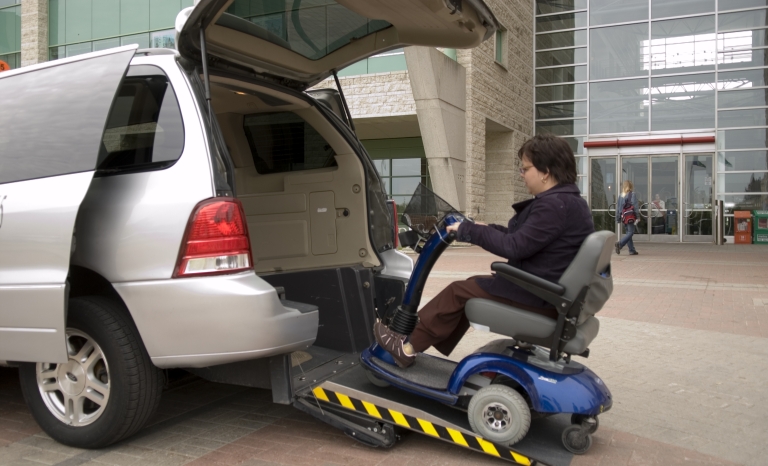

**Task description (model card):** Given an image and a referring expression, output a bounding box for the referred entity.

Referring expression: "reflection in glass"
[718,9,768,31]
[372,159,389,176]
[590,23,649,79]
[590,79,649,134]
[536,0,587,15]
[718,48,768,69]
[718,128,768,149]
[66,42,93,57]
[651,156,679,237]
[590,157,617,209]
[718,108,768,127]
[563,137,586,154]
[535,119,587,136]
[590,0,647,26]
[536,65,587,84]
[718,88,768,108]
[392,177,422,196]
[718,68,768,88]
[536,12,587,32]
[720,0,768,11]
[718,29,768,52]
[536,83,587,102]
[717,172,768,192]
[536,48,588,67]
[648,16,715,75]
[651,74,715,130]
[536,101,587,119]
[536,30,587,50]
[718,150,768,171]
[576,156,588,175]
[684,155,713,237]
[591,211,615,232]
[652,0,714,19]
[721,194,768,211]
[392,159,421,176]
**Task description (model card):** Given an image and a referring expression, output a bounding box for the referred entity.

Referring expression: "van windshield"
[218,0,391,61]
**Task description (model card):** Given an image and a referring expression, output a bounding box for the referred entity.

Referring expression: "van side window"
[243,112,337,174]
[97,68,184,173]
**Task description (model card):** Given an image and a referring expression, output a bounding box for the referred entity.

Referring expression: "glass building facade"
[535,0,768,241]
[48,0,194,59]
[0,0,20,69]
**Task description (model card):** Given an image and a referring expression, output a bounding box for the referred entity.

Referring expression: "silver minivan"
[0,0,497,448]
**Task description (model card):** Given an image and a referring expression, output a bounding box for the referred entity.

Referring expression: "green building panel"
[0,3,20,55]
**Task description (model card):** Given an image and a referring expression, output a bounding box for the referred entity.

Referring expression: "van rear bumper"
[113,272,318,368]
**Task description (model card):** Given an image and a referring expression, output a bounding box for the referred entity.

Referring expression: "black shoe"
[629,251,639,255]
[614,241,621,255]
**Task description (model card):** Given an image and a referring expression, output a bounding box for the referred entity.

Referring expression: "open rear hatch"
[176,0,499,89]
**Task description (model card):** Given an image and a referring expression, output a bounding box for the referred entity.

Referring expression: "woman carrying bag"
[615,180,640,255]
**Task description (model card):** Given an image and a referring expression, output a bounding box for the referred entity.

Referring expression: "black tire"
[562,425,593,454]
[19,296,163,449]
[467,385,531,445]
[364,368,390,388]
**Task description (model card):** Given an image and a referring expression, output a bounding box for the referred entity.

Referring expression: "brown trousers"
[409,276,558,356]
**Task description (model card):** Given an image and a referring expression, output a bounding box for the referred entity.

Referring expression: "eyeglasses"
[519,165,534,176]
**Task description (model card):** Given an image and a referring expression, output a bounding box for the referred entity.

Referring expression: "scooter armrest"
[491,262,565,296]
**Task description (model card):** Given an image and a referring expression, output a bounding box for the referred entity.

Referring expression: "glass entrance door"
[650,156,680,242]
[619,155,680,242]
[590,157,618,233]
[620,157,650,241]
[682,154,714,242]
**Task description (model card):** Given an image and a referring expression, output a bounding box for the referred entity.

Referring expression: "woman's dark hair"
[517,134,577,184]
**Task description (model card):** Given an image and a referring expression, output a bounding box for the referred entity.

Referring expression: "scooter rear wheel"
[468,385,530,446]
[364,369,390,388]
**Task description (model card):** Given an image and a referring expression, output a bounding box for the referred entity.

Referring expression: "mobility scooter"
[360,185,614,454]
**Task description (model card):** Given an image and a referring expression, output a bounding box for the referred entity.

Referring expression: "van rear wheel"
[19,296,163,449]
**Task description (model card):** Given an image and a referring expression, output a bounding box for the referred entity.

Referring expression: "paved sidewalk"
[1,243,767,465]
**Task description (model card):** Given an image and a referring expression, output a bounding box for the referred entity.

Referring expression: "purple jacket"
[456,183,594,309]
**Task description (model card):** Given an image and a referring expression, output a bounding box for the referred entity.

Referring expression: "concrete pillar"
[405,46,467,211]
[21,0,48,67]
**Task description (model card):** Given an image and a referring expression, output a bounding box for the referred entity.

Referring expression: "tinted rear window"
[243,112,337,174]
[220,0,391,60]
[97,67,184,173]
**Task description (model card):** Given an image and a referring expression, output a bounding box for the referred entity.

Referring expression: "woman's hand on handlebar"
[446,221,485,232]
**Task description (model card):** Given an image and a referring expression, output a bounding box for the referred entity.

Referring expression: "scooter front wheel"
[562,425,593,454]
[467,385,531,445]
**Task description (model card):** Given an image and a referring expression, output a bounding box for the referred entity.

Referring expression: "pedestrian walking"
[615,180,640,255]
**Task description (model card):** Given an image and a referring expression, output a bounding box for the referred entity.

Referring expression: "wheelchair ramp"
[300,364,576,466]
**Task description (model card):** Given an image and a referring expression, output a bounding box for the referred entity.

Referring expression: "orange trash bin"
[735,211,753,244]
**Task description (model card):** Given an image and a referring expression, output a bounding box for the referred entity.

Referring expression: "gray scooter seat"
[465,231,614,356]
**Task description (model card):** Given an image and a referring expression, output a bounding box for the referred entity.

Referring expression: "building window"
[495,27,507,67]
[0,0,20,69]
[48,0,193,60]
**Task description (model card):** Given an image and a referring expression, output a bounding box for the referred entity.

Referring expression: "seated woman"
[374,134,595,368]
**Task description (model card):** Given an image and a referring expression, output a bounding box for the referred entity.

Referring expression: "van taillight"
[174,198,253,278]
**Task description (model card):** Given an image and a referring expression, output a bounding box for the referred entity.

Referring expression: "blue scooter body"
[361,213,612,420]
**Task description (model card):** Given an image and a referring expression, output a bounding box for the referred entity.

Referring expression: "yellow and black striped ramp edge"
[311,385,535,465]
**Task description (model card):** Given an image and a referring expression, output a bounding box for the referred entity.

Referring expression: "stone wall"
[312,71,415,119]
[20,0,47,67]
[459,0,534,224]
